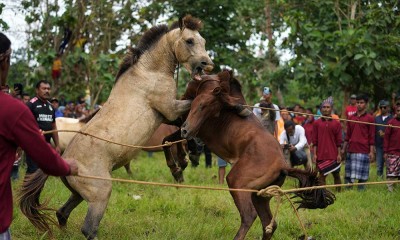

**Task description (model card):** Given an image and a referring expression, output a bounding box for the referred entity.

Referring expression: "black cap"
[50,97,58,103]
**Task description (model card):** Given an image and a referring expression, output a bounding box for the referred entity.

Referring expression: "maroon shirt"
[383,118,400,155]
[0,92,70,232]
[312,118,342,160]
[303,119,314,145]
[345,112,375,154]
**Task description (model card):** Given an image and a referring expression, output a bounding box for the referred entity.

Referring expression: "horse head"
[181,70,240,138]
[171,15,214,80]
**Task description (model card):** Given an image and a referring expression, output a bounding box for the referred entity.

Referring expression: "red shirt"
[0,92,70,232]
[303,120,314,145]
[345,112,375,154]
[345,105,357,119]
[383,118,400,155]
[312,118,342,160]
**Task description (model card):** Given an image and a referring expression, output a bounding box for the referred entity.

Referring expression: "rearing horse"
[19,15,213,239]
[181,70,335,240]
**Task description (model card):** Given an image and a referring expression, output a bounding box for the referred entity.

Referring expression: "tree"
[272,0,400,115]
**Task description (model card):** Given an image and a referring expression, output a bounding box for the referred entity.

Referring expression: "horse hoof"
[172,169,184,183]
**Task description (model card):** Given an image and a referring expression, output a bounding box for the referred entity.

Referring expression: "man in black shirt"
[26,80,61,173]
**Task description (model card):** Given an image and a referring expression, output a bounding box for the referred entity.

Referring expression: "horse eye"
[186,39,194,45]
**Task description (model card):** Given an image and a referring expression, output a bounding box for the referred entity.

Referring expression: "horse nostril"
[181,129,187,137]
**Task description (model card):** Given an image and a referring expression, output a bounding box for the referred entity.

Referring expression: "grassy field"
[10,151,400,240]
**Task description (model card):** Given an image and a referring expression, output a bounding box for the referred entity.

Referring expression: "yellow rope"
[42,129,184,149]
[245,104,400,129]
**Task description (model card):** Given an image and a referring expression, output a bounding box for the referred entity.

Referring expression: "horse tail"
[285,168,335,209]
[18,170,57,235]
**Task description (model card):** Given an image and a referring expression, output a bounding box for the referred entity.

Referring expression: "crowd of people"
[253,86,400,192]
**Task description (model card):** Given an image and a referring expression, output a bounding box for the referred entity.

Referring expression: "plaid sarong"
[345,153,370,181]
[386,154,400,177]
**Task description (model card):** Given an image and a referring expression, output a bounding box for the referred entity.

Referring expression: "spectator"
[1,85,10,94]
[253,87,281,137]
[51,53,62,84]
[313,98,343,189]
[58,94,67,106]
[276,108,291,141]
[217,156,229,184]
[25,80,61,174]
[0,31,78,240]
[341,94,375,191]
[12,83,23,97]
[374,100,392,179]
[63,101,76,118]
[22,93,30,104]
[384,105,400,192]
[279,120,308,167]
[293,105,306,125]
[345,94,357,119]
[50,97,64,118]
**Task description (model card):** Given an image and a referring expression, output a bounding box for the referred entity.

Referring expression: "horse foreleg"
[162,130,185,182]
[227,174,257,240]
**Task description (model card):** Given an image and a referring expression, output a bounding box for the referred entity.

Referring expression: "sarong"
[345,153,370,181]
[317,158,341,176]
[386,154,400,177]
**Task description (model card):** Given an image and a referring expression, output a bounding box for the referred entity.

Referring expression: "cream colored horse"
[19,15,213,239]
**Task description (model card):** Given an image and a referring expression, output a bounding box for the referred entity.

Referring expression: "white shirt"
[253,103,281,121]
[279,125,307,151]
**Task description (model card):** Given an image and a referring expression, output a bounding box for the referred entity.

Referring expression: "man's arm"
[294,126,307,150]
[12,109,76,176]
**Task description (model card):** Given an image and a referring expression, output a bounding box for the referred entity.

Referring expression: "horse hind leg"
[56,176,84,227]
[226,174,257,240]
[81,179,112,239]
[251,171,287,240]
[56,193,83,227]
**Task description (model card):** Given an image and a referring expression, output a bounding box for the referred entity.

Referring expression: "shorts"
[217,157,227,167]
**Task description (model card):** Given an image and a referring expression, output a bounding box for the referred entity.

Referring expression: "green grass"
[10,151,400,240]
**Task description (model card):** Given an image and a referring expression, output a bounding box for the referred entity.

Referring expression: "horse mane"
[115,15,203,82]
[115,25,169,81]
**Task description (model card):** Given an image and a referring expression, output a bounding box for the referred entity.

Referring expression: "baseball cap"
[379,100,389,106]
[50,97,59,103]
[263,87,271,95]
[350,94,357,99]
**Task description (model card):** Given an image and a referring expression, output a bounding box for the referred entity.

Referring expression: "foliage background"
[1,0,400,114]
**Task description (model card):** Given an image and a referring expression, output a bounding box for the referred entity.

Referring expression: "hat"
[263,87,271,95]
[379,100,389,106]
[350,94,357,99]
[321,96,334,107]
[50,97,59,103]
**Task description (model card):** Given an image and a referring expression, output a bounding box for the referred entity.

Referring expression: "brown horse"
[19,15,214,239]
[181,70,335,240]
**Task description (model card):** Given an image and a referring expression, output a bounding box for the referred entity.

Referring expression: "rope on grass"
[76,174,400,239]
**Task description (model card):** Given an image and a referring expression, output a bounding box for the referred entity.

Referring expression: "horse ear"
[178,16,184,30]
[218,70,231,94]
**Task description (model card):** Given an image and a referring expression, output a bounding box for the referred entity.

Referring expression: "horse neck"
[137,31,178,76]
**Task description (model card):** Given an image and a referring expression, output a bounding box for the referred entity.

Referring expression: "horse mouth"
[191,67,203,81]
